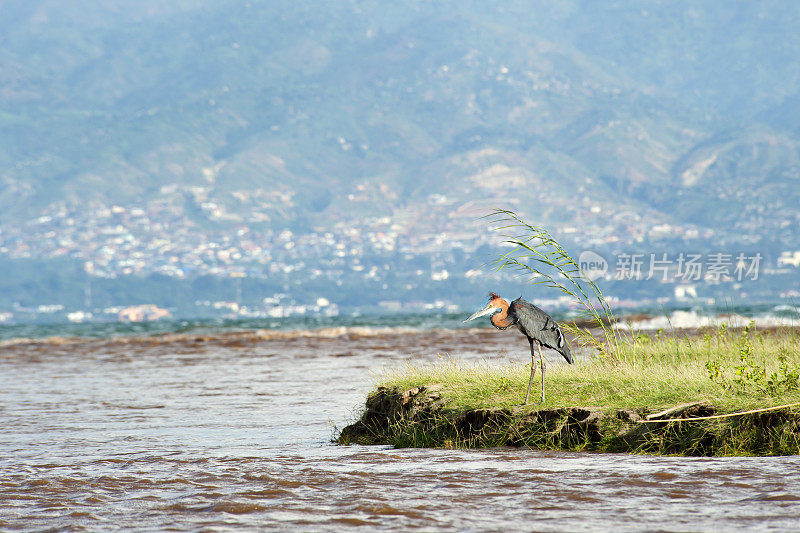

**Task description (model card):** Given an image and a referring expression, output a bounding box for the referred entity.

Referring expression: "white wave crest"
[615,310,799,331]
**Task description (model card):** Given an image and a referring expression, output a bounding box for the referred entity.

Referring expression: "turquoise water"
[1,302,796,341]
[0,313,479,341]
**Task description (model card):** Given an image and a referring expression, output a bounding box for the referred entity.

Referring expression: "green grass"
[379,326,800,413]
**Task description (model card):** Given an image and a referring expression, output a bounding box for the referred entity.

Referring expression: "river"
[2,325,799,531]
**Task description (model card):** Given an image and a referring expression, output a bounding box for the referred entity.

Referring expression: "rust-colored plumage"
[487,294,513,329]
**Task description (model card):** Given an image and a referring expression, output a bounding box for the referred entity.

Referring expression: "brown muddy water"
[2,327,800,531]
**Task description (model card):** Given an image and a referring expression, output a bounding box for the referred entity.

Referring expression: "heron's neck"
[490,299,513,329]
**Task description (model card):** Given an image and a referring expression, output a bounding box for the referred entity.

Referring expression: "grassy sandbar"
[340,327,800,455]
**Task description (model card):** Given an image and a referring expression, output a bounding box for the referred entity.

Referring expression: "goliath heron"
[464,292,573,404]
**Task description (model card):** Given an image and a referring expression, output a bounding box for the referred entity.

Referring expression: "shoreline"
[2,319,798,347]
[337,385,800,456]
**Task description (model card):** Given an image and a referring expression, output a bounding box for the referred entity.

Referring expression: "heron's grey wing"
[511,298,572,363]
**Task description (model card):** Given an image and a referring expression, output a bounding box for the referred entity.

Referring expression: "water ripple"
[2,330,800,531]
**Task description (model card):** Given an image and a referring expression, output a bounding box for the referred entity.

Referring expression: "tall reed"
[487,209,621,358]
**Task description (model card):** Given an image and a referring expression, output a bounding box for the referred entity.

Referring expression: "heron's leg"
[538,343,546,404]
[523,340,537,405]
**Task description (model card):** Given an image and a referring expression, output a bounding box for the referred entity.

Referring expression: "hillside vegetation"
[1,1,799,244]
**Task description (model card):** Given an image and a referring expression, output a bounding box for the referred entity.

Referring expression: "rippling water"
[3,326,800,531]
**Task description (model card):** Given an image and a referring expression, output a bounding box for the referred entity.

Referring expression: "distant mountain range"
[2,0,799,241]
[1,1,799,316]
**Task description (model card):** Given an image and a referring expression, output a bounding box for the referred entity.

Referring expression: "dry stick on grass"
[637,401,800,423]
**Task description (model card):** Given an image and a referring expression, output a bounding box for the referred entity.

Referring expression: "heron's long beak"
[463,303,500,323]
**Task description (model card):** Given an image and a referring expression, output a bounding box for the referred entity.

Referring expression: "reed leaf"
[486,209,621,359]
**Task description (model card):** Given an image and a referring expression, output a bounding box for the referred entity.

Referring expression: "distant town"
[0,184,798,324]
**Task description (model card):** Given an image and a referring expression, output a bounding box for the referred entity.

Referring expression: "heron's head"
[463,292,507,323]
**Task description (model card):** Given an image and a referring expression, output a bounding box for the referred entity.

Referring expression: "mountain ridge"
[1,0,799,247]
